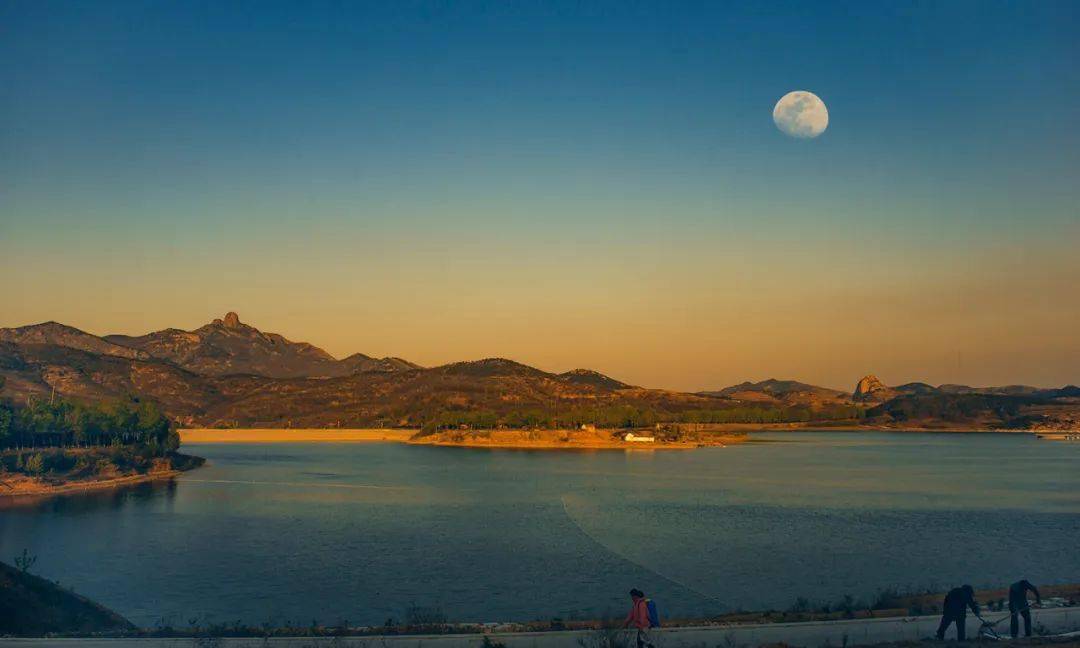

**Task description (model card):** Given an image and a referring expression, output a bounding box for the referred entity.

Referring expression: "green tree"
[24,453,45,475]
[0,402,12,448]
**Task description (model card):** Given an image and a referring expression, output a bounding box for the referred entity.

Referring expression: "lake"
[1,432,1078,628]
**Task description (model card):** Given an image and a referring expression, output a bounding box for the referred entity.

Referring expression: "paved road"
[3,607,1078,648]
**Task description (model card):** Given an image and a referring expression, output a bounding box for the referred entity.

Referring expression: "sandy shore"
[179,427,747,449]
[408,428,747,450]
[180,428,416,443]
[176,425,1033,450]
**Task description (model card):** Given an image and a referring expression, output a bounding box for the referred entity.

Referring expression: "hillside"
[0,322,149,360]
[0,560,136,635]
[857,375,1080,430]
[0,336,726,428]
[199,358,719,428]
[701,379,851,408]
[0,341,233,425]
[2,315,1078,432]
[558,368,633,390]
[103,312,419,379]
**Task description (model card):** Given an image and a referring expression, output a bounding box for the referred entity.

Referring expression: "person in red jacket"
[622,589,655,648]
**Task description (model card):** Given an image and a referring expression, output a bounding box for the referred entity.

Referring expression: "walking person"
[936,585,981,641]
[1008,579,1041,638]
[622,588,655,648]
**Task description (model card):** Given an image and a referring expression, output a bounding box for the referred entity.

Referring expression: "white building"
[623,432,655,443]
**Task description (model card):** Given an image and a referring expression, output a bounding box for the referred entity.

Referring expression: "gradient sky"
[2,1,1078,391]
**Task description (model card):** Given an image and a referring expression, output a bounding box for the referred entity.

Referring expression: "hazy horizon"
[3,1,1078,392]
[3,308,1078,394]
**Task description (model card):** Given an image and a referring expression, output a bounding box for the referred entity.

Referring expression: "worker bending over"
[936,585,980,641]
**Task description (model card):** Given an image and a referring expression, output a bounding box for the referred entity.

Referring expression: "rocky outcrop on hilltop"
[5,313,1080,432]
[0,320,678,428]
[853,374,896,402]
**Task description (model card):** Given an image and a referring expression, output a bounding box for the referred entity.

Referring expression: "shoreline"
[408,427,748,450]
[180,428,415,443]
[0,452,205,501]
[0,469,183,500]
[177,425,1041,448]
[694,422,1044,434]
[180,427,744,450]
[407,439,723,450]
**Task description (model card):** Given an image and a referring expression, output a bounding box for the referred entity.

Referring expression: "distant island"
[2,313,1078,453]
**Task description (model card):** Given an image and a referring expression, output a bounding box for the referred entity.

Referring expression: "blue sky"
[2,1,1078,389]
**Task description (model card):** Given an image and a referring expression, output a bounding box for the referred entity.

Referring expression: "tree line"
[867,393,1024,422]
[419,403,865,433]
[0,396,179,455]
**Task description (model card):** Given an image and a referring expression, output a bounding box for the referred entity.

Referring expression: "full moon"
[773,90,828,138]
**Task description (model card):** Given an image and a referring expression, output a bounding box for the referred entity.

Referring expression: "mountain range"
[2,312,418,379]
[1,313,1077,430]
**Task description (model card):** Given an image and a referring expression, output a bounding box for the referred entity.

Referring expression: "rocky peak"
[208,312,244,330]
[853,374,892,401]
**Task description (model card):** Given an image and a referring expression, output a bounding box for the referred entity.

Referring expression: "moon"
[773,91,829,138]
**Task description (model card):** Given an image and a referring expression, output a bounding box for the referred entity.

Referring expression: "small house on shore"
[623,432,655,443]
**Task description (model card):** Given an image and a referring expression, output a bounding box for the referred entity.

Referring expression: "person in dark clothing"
[1008,579,1041,638]
[936,585,980,641]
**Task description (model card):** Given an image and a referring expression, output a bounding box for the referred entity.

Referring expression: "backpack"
[646,598,660,628]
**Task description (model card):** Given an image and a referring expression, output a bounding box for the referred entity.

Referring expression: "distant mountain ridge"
[852,375,1067,400]
[0,315,654,427]
[102,312,419,379]
[559,368,633,390]
[1,315,1077,431]
[700,379,851,408]
[0,322,150,361]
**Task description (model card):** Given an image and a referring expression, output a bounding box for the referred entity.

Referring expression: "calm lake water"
[2,432,1078,627]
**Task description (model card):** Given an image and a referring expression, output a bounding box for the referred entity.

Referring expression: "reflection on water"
[0,478,178,514]
[1,433,1077,628]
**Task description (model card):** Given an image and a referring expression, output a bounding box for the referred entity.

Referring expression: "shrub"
[24,453,45,475]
